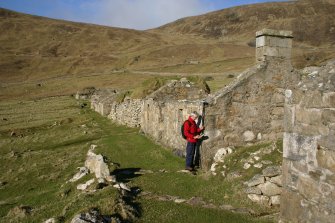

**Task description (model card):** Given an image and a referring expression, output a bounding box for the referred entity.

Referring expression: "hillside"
[1,0,335,98]
[155,0,335,44]
[0,8,165,82]
[153,0,335,67]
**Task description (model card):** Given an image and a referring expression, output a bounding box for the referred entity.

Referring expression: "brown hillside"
[154,0,335,45]
[1,0,335,98]
[0,8,167,82]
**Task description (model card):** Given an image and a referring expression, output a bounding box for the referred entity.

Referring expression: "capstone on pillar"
[256,29,293,63]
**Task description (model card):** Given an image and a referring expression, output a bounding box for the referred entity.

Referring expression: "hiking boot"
[185,167,193,171]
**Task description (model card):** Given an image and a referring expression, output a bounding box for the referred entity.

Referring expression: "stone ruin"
[87,29,335,221]
[201,29,298,167]
[281,60,335,222]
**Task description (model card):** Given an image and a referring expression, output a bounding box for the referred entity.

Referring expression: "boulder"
[71,208,109,223]
[85,146,110,179]
[77,179,95,191]
[213,147,233,163]
[69,167,89,182]
[243,131,255,142]
[262,166,281,177]
[246,174,265,187]
[257,182,282,196]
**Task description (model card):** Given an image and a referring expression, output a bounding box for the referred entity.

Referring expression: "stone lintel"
[256,29,293,39]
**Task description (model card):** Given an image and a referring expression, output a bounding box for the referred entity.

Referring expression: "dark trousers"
[186,142,196,168]
[194,139,202,167]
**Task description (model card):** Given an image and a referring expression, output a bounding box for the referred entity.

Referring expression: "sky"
[0,0,288,30]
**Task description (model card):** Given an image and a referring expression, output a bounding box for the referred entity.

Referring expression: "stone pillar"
[256,29,293,63]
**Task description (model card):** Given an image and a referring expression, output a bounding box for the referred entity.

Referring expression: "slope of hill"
[0,8,166,82]
[153,0,335,67]
[1,0,335,98]
[154,0,335,44]
[0,7,255,86]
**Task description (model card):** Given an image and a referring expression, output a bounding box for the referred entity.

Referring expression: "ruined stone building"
[281,60,335,222]
[89,29,335,222]
[92,29,299,161]
[201,29,299,167]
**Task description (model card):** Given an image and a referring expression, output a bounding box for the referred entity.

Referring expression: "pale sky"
[0,0,288,30]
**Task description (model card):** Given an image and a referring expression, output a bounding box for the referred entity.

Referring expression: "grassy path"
[0,96,274,222]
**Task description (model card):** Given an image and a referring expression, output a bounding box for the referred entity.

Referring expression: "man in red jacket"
[183,111,204,171]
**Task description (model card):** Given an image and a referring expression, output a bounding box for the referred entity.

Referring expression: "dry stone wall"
[108,98,143,128]
[281,60,335,223]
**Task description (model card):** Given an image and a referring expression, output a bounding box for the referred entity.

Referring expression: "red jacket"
[183,117,202,143]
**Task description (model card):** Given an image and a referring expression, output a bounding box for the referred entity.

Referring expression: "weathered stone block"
[257,181,282,196]
[278,47,292,59]
[243,130,255,142]
[256,29,293,38]
[283,132,318,160]
[256,36,266,47]
[318,133,335,151]
[301,91,323,108]
[262,166,282,177]
[271,107,284,116]
[270,175,282,187]
[270,119,283,131]
[316,148,335,172]
[270,195,281,206]
[322,109,335,124]
[247,194,270,205]
[322,92,335,107]
[244,187,262,195]
[284,105,295,132]
[295,107,322,126]
[296,175,320,201]
[246,174,265,187]
[294,123,329,136]
[264,46,280,57]
[269,37,292,48]
[280,190,304,222]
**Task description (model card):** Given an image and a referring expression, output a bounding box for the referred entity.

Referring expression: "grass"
[0,96,277,222]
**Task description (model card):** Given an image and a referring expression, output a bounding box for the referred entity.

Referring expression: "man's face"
[191,115,198,120]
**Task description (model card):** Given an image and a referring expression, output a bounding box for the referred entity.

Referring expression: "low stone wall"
[281,60,335,222]
[108,98,143,128]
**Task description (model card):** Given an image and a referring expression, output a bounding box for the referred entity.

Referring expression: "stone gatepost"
[256,29,293,63]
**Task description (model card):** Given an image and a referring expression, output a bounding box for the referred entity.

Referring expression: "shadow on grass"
[112,168,142,183]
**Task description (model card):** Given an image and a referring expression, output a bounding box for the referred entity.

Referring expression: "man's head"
[190,111,199,120]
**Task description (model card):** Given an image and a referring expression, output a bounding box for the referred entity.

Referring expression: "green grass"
[0,96,277,222]
[136,199,270,223]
